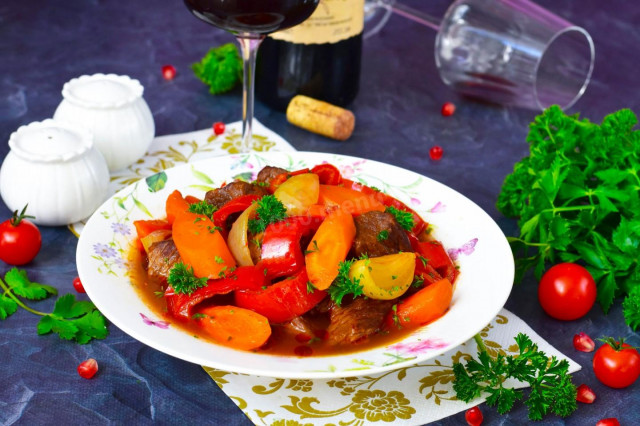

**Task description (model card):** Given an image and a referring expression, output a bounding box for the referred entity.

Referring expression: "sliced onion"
[141,229,172,253]
[228,203,258,266]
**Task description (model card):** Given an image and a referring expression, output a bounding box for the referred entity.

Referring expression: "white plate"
[77,151,514,379]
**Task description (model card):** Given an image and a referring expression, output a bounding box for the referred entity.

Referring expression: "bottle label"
[270,0,364,44]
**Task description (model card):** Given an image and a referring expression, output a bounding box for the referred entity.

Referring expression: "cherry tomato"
[593,338,640,388]
[0,205,42,265]
[537,263,596,320]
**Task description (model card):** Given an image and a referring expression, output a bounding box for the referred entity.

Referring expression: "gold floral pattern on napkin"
[204,309,580,425]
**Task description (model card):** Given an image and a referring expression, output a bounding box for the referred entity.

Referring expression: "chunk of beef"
[204,181,269,209]
[327,298,396,345]
[147,239,181,281]
[256,166,288,186]
[351,211,412,258]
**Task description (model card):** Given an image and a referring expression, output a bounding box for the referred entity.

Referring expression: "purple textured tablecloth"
[0,0,638,424]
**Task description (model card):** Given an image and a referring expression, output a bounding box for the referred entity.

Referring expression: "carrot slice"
[387,278,453,328]
[317,184,385,215]
[305,207,356,290]
[184,195,201,204]
[133,219,171,240]
[166,189,191,224]
[195,305,271,351]
[172,211,236,279]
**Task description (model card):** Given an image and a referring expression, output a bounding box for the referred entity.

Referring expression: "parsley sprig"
[188,201,217,220]
[327,260,364,306]
[496,106,640,328]
[453,333,576,420]
[385,206,414,231]
[0,268,108,344]
[192,43,242,95]
[167,262,208,295]
[248,195,287,234]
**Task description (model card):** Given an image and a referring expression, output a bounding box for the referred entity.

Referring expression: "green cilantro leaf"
[327,260,364,306]
[36,294,108,344]
[167,262,208,295]
[248,195,287,234]
[5,268,57,300]
[385,206,414,231]
[188,200,217,219]
[0,295,18,320]
[192,43,242,95]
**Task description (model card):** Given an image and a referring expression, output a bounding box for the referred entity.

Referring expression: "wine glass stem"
[237,35,265,153]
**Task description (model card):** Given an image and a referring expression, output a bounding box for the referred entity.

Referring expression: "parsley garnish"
[248,195,287,234]
[418,256,428,267]
[188,201,217,219]
[453,333,576,420]
[327,260,364,306]
[304,240,320,255]
[192,43,242,95]
[385,206,414,231]
[306,281,316,294]
[214,256,224,264]
[377,230,389,241]
[0,268,108,344]
[496,106,640,328]
[167,263,208,295]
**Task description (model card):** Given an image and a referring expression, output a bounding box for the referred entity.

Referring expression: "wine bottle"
[255,0,364,112]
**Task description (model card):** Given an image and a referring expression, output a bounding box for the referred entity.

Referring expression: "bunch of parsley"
[192,43,242,95]
[0,268,108,343]
[497,106,640,328]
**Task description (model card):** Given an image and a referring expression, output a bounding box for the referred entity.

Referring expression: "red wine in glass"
[183,0,320,151]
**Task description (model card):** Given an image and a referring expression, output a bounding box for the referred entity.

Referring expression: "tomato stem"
[10,204,36,226]
[0,278,47,316]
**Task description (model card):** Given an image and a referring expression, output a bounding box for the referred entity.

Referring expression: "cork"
[286,95,355,141]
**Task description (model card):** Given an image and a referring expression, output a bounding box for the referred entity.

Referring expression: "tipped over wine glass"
[183,0,320,152]
[365,0,595,110]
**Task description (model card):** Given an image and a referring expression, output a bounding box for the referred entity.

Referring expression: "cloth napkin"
[70,121,580,425]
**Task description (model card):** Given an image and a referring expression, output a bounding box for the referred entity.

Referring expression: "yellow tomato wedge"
[274,173,319,216]
[349,252,416,300]
[172,211,236,279]
[227,203,258,266]
[305,207,356,290]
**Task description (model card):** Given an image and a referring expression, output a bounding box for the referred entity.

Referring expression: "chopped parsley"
[377,230,389,241]
[306,281,316,294]
[327,260,364,306]
[188,200,217,220]
[167,263,208,295]
[304,240,320,255]
[385,206,415,231]
[248,195,287,234]
[214,256,225,264]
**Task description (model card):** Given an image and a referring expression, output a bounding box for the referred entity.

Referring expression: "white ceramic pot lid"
[61,73,144,109]
[8,119,94,163]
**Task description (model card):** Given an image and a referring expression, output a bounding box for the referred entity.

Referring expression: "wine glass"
[183,0,320,152]
[364,0,594,110]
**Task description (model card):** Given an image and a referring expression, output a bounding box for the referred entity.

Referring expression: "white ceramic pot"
[53,73,155,172]
[0,119,110,226]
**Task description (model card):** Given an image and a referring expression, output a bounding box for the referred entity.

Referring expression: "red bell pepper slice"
[411,236,458,284]
[165,266,266,320]
[268,168,311,193]
[311,163,342,185]
[257,216,324,280]
[235,268,326,323]
[342,179,428,236]
[212,194,261,235]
